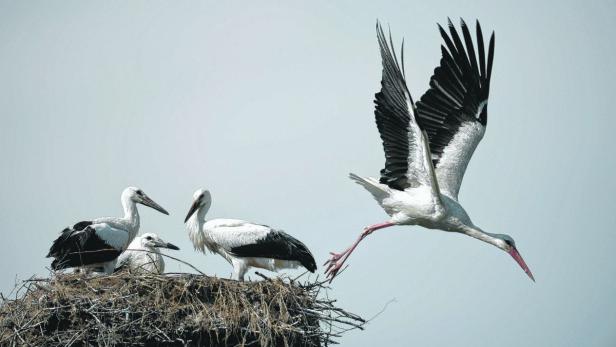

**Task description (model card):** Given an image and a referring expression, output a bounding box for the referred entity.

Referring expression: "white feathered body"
[83,203,141,273]
[186,217,302,280]
[116,238,165,274]
[92,217,139,249]
[349,174,474,232]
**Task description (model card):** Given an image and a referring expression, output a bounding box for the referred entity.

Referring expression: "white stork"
[325,20,534,282]
[184,189,317,281]
[114,233,179,274]
[47,187,169,274]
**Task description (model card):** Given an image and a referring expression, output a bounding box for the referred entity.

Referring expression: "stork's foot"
[323,251,345,267]
[325,260,344,282]
[324,251,348,282]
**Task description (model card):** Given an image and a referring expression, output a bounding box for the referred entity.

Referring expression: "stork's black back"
[230,230,317,272]
[47,221,92,258]
[48,222,121,270]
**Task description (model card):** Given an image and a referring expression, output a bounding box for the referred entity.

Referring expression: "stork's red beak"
[509,247,535,282]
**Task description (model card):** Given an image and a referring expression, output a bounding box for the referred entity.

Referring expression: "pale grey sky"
[1,1,615,346]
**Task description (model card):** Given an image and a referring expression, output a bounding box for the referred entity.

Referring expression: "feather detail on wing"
[48,223,127,270]
[206,221,317,272]
[415,19,495,199]
[374,21,440,197]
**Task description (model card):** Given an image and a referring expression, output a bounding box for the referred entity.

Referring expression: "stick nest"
[0,273,364,346]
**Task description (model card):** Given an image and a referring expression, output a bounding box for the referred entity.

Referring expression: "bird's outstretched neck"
[461,224,535,281]
[460,225,503,249]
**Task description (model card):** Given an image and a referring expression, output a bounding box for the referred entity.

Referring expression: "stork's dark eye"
[146,236,152,240]
[504,239,513,246]
[137,190,144,196]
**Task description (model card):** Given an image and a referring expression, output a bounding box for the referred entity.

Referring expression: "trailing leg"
[325,222,395,282]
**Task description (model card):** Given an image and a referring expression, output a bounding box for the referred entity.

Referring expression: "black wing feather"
[476,20,486,81]
[374,22,418,190]
[48,225,120,270]
[486,32,495,83]
[230,230,317,272]
[72,221,93,231]
[462,21,480,82]
[47,221,92,257]
[415,19,495,166]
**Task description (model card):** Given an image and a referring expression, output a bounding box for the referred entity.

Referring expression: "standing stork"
[47,187,169,274]
[115,233,179,274]
[325,20,534,282]
[184,189,317,281]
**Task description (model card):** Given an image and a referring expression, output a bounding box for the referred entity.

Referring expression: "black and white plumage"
[325,20,534,282]
[47,187,169,274]
[115,233,179,274]
[184,189,317,281]
[415,19,494,200]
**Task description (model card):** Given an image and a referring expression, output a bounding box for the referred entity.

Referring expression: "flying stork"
[115,233,179,274]
[47,187,169,274]
[184,188,317,281]
[325,20,534,282]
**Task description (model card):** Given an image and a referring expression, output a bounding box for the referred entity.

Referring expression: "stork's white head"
[138,232,180,250]
[122,187,169,215]
[492,234,534,282]
[184,188,212,223]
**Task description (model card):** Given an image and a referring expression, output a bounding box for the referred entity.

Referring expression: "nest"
[0,272,364,346]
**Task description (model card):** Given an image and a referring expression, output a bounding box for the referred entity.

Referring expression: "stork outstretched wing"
[415,19,495,200]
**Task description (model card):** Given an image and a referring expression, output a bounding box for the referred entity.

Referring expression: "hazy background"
[1,1,615,346]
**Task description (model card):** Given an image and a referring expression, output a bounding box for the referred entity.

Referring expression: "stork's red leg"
[325,222,395,282]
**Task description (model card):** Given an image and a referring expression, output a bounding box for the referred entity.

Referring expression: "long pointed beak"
[154,240,179,250]
[141,196,169,215]
[165,242,180,250]
[509,246,535,282]
[184,200,199,223]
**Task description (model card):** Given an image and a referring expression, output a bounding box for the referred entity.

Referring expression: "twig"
[365,298,397,324]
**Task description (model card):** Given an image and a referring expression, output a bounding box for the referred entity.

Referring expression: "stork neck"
[462,225,501,248]
[186,204,209,232]
[121,195,140,231]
